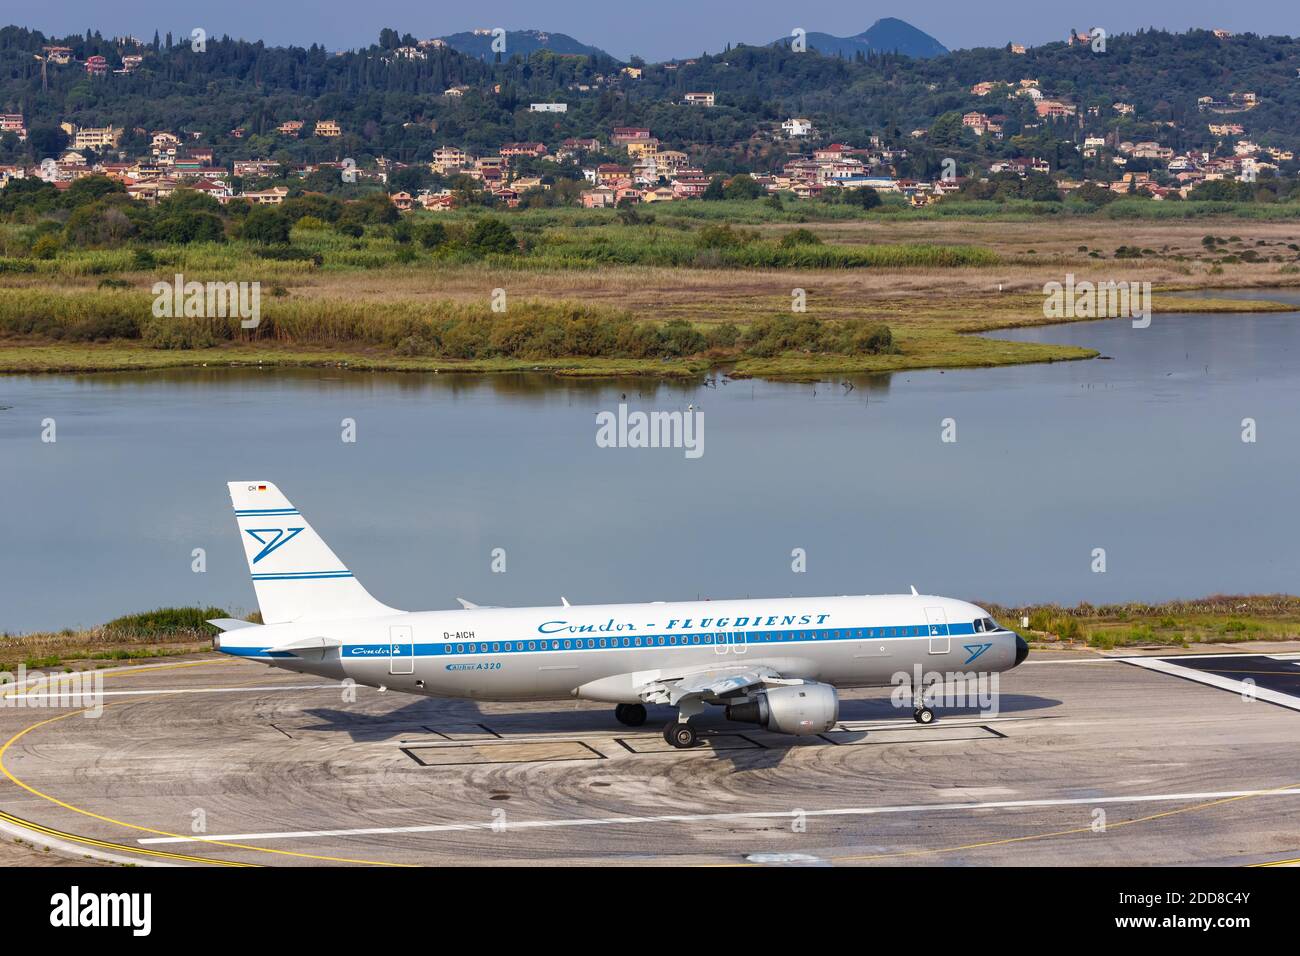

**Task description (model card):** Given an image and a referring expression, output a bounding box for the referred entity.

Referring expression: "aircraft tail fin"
[227,481,400,625]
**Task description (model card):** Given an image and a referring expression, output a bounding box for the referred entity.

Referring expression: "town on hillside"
[1,27,1296,209]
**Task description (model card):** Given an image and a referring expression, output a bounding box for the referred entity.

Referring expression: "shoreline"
[0,288,1290,382]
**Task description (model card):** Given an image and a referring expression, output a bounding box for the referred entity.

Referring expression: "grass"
[0,606,235,672]
[2,215,1298,380]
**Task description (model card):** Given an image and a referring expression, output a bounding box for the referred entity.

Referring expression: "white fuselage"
[215,593,1021,703]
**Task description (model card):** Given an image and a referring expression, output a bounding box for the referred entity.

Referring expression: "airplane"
[211,481,1029,748]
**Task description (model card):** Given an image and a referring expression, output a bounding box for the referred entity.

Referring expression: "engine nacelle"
[725,682,839,735]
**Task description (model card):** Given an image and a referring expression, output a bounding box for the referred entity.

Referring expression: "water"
[3,298,1299,633]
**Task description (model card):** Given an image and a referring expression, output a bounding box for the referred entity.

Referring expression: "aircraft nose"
[1013,635,1029,667]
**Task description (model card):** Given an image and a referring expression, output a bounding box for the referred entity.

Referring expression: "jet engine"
[725,682,838,735]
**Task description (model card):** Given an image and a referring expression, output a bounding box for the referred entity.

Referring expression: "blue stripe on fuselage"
[219,622,1004,659]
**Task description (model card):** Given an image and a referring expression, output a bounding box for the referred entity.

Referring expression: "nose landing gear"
[912,685,935,724]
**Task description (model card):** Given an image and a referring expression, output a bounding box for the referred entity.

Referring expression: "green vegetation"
[0,605,233,671]
[991,595,1300,650]
[4,26,1300,181]
[0,175,1005,268]
[0,287,898,366]
[101,606,229,638]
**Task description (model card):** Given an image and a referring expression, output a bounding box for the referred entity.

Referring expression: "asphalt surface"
[2,648,1299,866]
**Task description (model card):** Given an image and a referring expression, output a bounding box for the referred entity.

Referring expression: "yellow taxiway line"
[0,660,414,867]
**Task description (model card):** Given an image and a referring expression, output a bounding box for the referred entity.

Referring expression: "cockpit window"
[973,618,985,633]
[983,617,998,631]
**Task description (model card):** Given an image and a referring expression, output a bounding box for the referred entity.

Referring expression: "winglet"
[457,597,479,609]
[910,585,919,596]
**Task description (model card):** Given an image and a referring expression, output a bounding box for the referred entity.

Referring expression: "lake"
[3,294,1299,633]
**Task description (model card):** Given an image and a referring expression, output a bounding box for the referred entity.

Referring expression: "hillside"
[778,18,949,59]
[437,28,609,61]
[0,25,1298,175]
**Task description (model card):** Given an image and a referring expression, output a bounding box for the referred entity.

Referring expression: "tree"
[26,125,68,160]
[722,173,763,200]
[63,175,127,209]
[240,206,292,244]
[152,211,225,244]
[467,217,518,255]
[1075,181,1117,205]
[929,112,965,149]
[842,186,882,209]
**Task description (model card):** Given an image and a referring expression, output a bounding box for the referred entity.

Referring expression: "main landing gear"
[661,697,705,749]
[614,703,647,727]
[663,721,698,749]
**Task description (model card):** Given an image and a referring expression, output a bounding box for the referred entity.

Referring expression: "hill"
[0,25,1297,179]
[438,28,610,61]
[779,18,949,59]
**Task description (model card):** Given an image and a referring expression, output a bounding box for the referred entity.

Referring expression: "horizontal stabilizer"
[207,618,259,632]
[263,636,343,653]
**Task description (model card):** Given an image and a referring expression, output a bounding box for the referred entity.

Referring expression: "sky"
[13,1,1300,62]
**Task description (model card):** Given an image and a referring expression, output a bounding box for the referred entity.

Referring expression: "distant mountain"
[438,29,610,61]
[776,17,948,60]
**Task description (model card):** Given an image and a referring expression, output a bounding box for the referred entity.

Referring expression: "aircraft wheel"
[615,703,647,727]
[665,722,698,749]
[913,707,935,725]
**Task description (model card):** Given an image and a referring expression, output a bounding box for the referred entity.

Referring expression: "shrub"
[252,246,322,265]
[779,228,823,248]
[415,221,448,249]
[104,606,229,637]
[466,217,518,256]
[241,206,292,244]
[706,322,740,349]
[140,315,232,349]
[32,234,61,259]
[151,211,225,244]
[695,223,755,249]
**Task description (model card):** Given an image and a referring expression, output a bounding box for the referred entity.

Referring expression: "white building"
[529,103,568,113]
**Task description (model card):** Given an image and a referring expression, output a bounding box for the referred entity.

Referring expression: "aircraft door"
[732,631,747,655]
[925,607,950,654]
[389,624,414,674]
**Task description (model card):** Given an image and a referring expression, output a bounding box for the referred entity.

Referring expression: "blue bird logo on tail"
[245,527,305,564]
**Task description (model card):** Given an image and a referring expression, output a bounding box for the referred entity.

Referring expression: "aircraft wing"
[640,665,786,706]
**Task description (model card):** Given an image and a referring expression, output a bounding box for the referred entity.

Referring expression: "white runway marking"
[1123,657,1300,712]
[1025,652,1294,665]
[137,786,1300,845]
[5,683,342,701]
